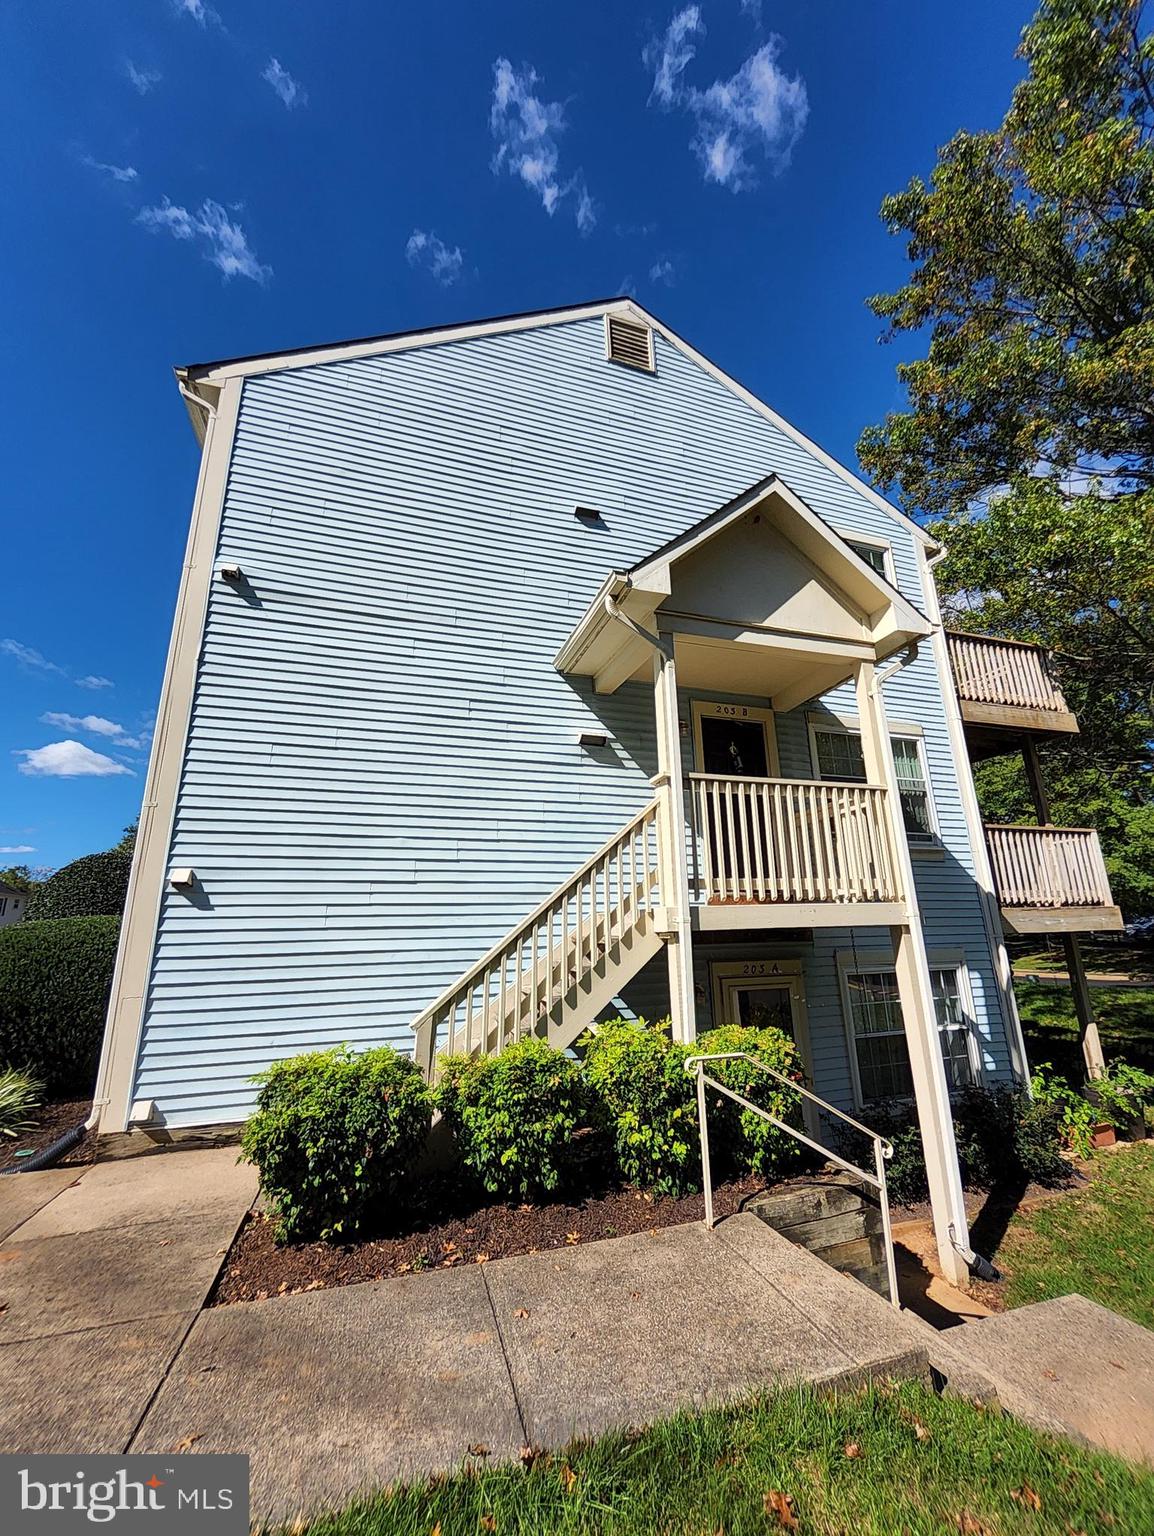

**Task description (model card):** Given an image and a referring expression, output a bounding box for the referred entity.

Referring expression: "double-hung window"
[842,962,978,1103]
[811,725,937,846]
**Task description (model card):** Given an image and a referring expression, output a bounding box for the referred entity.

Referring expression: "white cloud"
[83,156,139,184]
[490,58,595,231]
[645,6,703,106]
[137,198,272,283]
[39,711,148,749]
[1,639,65,676]
[263,58,307,110]
[406,230,465,286]
[16,741,133,778]
[125,60,162,94]
[76,675,114,690]
[645,12,808,190]
[740,0,763,22]
[0,846,36,855]
[649,258,676,284]
[174,0,216,24]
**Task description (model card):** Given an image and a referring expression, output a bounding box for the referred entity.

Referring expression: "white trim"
[94,376,243,1135]
[806,718,941,847]
[915,543,1031,1084]
[690,698,780,778]
[179,296,932,550]
[805,708,924,738]
[835,947,984,1109]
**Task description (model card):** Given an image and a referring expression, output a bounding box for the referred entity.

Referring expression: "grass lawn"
[1015,979,1154,1077]
[992,1142,1154,1328]
[277,1379,1154,1536]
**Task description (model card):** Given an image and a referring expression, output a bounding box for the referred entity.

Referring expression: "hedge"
[0,916,120,1095]
[240,1046,434,1242]
[25,849,133,922]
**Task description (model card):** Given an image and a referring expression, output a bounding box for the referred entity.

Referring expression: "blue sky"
[1,0,1033,871]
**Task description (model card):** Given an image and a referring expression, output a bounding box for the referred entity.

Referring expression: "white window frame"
[844,536,895,584]
[836,947,984,1109]
[806,716,940,847]
[691,699,779,777]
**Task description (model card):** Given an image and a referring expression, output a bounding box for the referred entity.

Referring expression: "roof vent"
[605,314,654,372]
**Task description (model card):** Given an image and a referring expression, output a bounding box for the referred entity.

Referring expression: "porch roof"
[554,476,933,707]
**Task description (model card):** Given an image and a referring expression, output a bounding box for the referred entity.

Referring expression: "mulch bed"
[210,1172,767,1306]
[0,1099,96,1174]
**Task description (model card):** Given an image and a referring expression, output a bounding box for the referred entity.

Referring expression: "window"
[0,898,6,918]
[843,962,977,1103]
[846,540,889,578]
[811,726,937,845]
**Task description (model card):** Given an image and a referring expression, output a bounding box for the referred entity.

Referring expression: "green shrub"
[1030,1063,1098,1158]
[693,1024,808,1179]
[581,1018,702,1196]
[240,1046,433,1243]
[0,916,120,1095]
[434,1039,601,1201]
[25,849,132,921]
[0,1066,42,1139]
[1088,1059,1154,1133]
[847,1083,1069,1205]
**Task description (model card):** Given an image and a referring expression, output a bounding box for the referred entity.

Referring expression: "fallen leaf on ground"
[480,1516,496,1532]
[956,1514,991,1535]
[519,1444,544,1466]
[430,1524,441,1536]
[560,1464,577,1492]
[467,1444,489,1457]
[565,1232,580,1244]
[1110,1360,1125,1370]
[763,1490,798,1529]
[172,1433,201,1452]
[475,1253,490,1264]
[844,1442,862,1459]
[513,1307,530,1319]
[1042,1369,1059,1381]
[913,1421,931,1442]
[1011,1484,1042,1511]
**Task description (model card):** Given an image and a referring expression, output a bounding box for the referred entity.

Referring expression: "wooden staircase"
[411,802,664,1076]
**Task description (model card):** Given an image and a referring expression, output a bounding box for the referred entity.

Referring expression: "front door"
[692,702,777,897]
[709,958,817,1135]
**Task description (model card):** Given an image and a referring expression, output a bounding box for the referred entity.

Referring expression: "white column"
[856,661,971,1288]
[653,644,696,1043]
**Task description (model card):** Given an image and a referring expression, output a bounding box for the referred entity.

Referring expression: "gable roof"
[176,296,934,549]
[554,474,932,698]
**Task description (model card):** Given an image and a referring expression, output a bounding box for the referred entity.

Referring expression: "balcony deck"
[947,631,1078,755]
[688,773,906,929]
[985,823,1122,935]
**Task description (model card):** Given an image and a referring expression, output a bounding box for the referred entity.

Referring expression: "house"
[92,298,1120,1287]
[0,880,27,927]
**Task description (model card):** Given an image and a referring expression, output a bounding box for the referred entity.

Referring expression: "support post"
[856,661,972,1287]
[1022,739,1105,1079]
[653,645,696,1044]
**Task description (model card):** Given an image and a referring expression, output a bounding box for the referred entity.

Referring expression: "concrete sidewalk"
[4,1145,1154,1527]
[0,1149,258,1455]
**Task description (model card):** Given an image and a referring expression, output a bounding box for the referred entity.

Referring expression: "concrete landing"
[960,1295,1154,1465]
[132,1213,931,1523]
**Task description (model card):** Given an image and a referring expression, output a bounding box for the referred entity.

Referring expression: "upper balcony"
[985,823,1122,935]
[946,630,1078,757]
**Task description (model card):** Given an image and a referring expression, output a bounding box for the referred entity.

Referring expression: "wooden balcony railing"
[985,824,1113,910]
[690,775,901,906]
[947,630,1070,715]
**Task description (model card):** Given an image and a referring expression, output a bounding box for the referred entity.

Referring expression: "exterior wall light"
[169,868,197,891]
[578,731,609,748]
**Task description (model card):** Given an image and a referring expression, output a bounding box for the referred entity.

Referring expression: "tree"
[858,0,1154,909]
[24,850,132,922]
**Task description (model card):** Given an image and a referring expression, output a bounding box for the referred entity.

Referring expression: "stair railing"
[685,1051,900,1308]
[412,800,661,1077]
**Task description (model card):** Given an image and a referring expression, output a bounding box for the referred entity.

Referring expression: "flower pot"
[1090,1122,1116,1150]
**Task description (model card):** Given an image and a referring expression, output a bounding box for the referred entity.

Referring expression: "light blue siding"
[134,316,1009,1125]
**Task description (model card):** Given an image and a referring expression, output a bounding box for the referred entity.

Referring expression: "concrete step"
[958,1294,1154,1465]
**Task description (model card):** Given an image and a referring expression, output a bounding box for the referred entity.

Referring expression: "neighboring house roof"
[175,297,935,551]
[0,881,25,898]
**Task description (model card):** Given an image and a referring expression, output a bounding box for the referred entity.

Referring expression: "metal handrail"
[685,1051,900,1308]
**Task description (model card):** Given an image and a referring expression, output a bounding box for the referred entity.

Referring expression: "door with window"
[710,958,816,1131]
[692,702,776,895]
